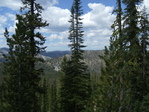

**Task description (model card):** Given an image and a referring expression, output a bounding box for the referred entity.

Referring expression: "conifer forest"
[0,0,149,112]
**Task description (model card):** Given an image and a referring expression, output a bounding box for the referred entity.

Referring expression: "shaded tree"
[60,0,91,112]
[98,0,126,111]
[98,0,149,111]
[2,0,48,111]
[49,80,59,112]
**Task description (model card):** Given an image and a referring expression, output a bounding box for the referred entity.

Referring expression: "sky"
[0,0,149,51]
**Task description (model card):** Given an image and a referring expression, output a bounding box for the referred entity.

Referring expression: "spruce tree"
[98,0,126,111]
[140,6,149,94]
[135,6,149,112]
[98,0,149,111]
[49,80,59,112]
[2,0,48,111]
[40,78,50,112]
[122,0,147,111]
[60,0,91,112]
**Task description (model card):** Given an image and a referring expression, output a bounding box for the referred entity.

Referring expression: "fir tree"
[122,0,147,111]
[134,6,149,112]
[98,0,125,111]
[60,0,91,112]
[98,0,149,111]
[40,78,50,112]
[49,80,59,112]
[2,0,48,111]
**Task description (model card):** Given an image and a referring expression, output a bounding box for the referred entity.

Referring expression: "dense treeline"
[98,0,149,111]
[0,0,49,111]
[0,0,149,112]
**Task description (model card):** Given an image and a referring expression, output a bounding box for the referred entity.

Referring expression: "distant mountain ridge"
[40,50,70,58]
[0,47,71,61]
[0,47,104,74]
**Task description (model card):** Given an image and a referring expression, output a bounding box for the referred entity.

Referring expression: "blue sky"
[0,0,149,51]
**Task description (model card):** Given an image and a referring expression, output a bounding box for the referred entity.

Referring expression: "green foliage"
[49,80,59,112]
[0,0,148,112]
[140,93,149,112]
[98,0,149,112]
[2,0,48,111]
[122,0,149,111]
[39,78,50,112]
[98,0,125,111]
[60,0,92,112]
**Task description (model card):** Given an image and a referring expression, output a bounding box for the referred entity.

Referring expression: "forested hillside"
[0,50,104,83]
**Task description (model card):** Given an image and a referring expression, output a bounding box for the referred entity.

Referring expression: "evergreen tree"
[134,6,149,112]
[2,0,48,111]
[0,84,5,112]
[60,0,91,112]
[98,0,126,111]
[140,6,149,94]
[40,78,50,112]
[122,0,148,111]
[98,0,149,111]
[90,74,100,112]
[49,80,59,112]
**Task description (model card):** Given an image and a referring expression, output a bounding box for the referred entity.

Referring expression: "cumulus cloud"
[83,3,115,29]
[47,31,69,41]
[36,0,59,9]
[82,3,115,49]
[0,15,7,40]
[0,15,7,24]
[0,0,22,10]
[0,0,59,10]
[4,1,149,50]
[0,39,7,48]
[0,24,4,34]
[142,0,149,13]
[0,1,116,50]
[45,30,69,51]
[5,13,16,21]
[42,3,115,50]
[42,6,70,33]
[45,41,69,51]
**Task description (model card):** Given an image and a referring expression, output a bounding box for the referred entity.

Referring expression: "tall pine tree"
[98,0,126,111]
[98,0,149,111]
[60,0,91,112]
[2,0,48,111]
[122,0,147,111]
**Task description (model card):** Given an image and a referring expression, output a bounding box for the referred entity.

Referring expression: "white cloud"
[45,41,69,51]
[0,0,59,10]
[0,15,7,24]
[83,3,115,28]
[47,31,69,41]
[0,0,22,10]
[143,0,149,13]
[0,15,7,40]
[7,20,18,34]
[48,41,68,47]
[0,1,116,50]
[36,0,59,9]
[45,30,69,51]
[0,24,4,34]
[5,13,16,21]
[0,39,7,48]
[84,29,112,49]
[42,6,70,33]
[48,34,63,41]
[83,3,115,29]
[43,3,115,50]
[82,3,115,50]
